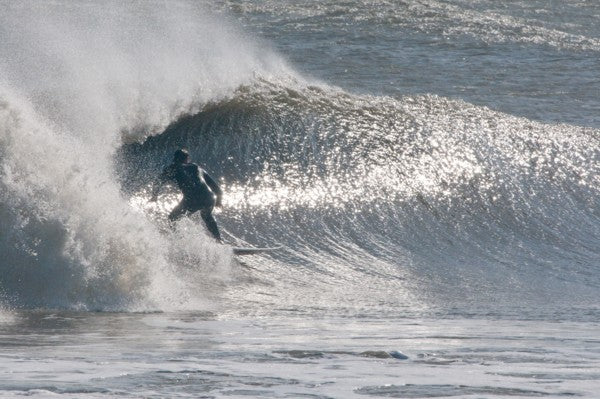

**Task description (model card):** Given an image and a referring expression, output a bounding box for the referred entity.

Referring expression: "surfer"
[150,148,223,242]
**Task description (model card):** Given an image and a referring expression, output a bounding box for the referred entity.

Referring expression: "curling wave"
[0,0,598,315]
[121,79,600,312]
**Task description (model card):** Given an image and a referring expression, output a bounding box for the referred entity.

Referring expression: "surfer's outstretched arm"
[203,171,223,206]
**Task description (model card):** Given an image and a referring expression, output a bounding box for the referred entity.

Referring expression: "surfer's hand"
[216,197,223,208]
[149,194,158,202]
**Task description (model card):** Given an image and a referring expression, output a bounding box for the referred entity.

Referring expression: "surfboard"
[232,246,281,256]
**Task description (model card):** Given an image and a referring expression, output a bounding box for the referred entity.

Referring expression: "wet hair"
[173,148,189,163]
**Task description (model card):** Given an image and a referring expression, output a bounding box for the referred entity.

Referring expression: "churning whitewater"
[0,1,290,310]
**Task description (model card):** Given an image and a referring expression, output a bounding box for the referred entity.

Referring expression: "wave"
[120,79,600,312]
[0,1,598,314]
[224,0,600,52]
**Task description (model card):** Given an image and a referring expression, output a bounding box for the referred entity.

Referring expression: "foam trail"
[0,1,291,310]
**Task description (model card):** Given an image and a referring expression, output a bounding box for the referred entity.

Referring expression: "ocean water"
[0,0,598,397]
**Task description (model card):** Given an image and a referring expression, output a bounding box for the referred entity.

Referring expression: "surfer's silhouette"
[150,148,223,242]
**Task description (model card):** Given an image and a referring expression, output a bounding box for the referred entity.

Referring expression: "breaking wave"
[121,80,600,314]
[0,1,598,315]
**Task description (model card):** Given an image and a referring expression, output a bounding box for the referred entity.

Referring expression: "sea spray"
[0,1,291,144]
[0,1,290,310]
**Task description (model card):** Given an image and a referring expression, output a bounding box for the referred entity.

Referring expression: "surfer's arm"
[203,171,223,207]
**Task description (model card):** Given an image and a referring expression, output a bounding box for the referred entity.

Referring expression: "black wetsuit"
[154,161,222,241]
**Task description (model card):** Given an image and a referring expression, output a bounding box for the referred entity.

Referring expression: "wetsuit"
[153,161,223,241]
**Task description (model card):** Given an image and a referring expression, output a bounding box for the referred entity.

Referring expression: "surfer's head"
[173,148,190,164]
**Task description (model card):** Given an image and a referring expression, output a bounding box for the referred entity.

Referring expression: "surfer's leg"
[168,201,188,222]
[200,207,222,242]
